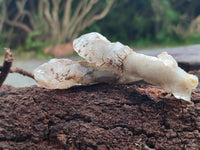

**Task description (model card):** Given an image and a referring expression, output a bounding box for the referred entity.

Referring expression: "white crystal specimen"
[73,32,198,101]
[34,59,121,89]
[73,32,142,83]
[124,52,198,101]
[73,32,133,73]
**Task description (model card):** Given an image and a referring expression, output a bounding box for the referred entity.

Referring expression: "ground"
[0,70,200,150]
[1,46,200,149]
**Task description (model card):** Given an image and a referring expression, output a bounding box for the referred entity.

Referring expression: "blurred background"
[0,0,200,86]
[1,0,200,54]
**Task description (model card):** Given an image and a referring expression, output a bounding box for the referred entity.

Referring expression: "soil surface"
[0,71,200,150]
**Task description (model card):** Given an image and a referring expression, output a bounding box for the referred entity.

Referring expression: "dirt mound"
[0,71,200,149]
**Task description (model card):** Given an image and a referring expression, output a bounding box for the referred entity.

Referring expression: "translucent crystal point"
[34,59,91,89]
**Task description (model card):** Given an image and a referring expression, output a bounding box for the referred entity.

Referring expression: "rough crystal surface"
[73,32,199,101]
[34,59,89,89]
[73,32,133,73]
[34,32,198,101]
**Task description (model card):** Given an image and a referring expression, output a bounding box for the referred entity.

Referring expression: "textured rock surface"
[0,71,200,149]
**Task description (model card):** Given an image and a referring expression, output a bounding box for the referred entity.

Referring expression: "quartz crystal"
[34,59,121,89]
[34,32,199,101]
[73,32,198,101]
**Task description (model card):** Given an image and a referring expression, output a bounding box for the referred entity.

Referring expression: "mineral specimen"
[34,32,198,101]
[73,32,198,101]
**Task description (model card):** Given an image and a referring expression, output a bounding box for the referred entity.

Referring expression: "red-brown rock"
[44,43,74,58]
[0,71,200,149]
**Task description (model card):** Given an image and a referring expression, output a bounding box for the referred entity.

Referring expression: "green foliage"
[22,31,50,54]
[0,45,5,55]
[1,0,200,55]
[25,31,41,50]
[106,0,111,4]
[0,0,5,4]
[85,0,200,48]
[186,34,200,45]
[131,37,154,49]
[0,33,8,55]
[86,0,155,45]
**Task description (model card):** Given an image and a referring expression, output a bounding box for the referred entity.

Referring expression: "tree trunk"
[0,70,200,149]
